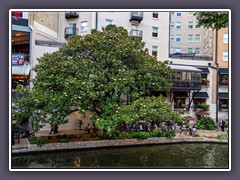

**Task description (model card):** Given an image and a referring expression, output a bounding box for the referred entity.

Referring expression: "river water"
[12,143,228,169]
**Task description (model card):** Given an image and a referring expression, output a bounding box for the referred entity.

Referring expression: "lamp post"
[215,29,219,124]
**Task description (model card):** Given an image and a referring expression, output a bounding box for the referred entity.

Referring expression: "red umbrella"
[196,111,210,116]
[183,116,196,121]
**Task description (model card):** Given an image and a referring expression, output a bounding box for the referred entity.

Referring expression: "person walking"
[49,124,55,134]
[78,118,83,130]
[85,123,91,134]
[221,120,225,132]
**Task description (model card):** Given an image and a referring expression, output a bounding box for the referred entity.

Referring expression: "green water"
[12,143,228,169]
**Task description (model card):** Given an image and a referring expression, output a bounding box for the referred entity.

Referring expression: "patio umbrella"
[183,116,196,121]
[196,111,210,116]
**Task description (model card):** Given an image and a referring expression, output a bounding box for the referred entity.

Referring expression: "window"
[188,35,193,42]
[223,33,228,44]
[188,21,194,29]
[195,34,201,42]
[223,51,228,61]
[204,44,208,52]
[170,22,174,29]
[153,12,158,18]
[175,47,181,52]
[170,47,174,54]
[152,27,158,37]
[175,35,182,43]
[81,21,87,32]
[176,22,182,29]
[170,35,174,41]
[188,12,194,16]
[105,19,113,26]
[195,48,200,55]
[188,48,193,53]
[152,46,158,57]
[176,12,182,16]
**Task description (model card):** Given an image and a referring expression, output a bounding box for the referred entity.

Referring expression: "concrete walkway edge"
[12,137,228,155]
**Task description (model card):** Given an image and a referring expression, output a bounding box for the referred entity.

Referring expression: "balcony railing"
[65,12,79,19]
[167,80,201,90]
[64,27,79,38]
[169,53,212,61]
[129,12,143,23]
[129,29,143,40]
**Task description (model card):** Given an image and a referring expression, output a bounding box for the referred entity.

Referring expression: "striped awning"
[12,66,31,75]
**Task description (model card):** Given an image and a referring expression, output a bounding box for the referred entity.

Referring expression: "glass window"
[223,51,228,61]
[182,72,187,80]
[175,47,181,52]
[152,46,158,57]
[223,33,228,44]
[176,22,182,29]
[175,35,182,43]
[170,22,174,29]
[176,12,182,16]
[105,19,113,26]
[188,21,194,29]
[152,27,158,37]
[188,12,194,16]
[187,72,192,80]
[176,71,181,80]
[195,48,200,55]
[195,34,201,42]
[188,48,193,53]
[153,12,158,18]
[188,35,193,42]
[170,35,174,41]
[81,21,87,32]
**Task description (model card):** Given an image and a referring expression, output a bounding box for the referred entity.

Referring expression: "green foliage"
[151,130,164,137]
[194,12,228,30]
[131,131,152,139]
[216,135,228,140]
[196,117,218,130]
[120,132,132,139]
[165,131,175,139]
[199,103,209,111]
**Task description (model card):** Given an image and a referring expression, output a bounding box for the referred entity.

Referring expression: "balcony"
[169,53,212,61]
[129,12,143,23]
[168,80,201,90]
[129,29,143,40]
[65,12,79,19]
[219,79,228,87]
[64,27,79,38]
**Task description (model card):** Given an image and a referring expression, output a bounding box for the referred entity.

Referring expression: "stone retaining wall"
[12,137,228,155]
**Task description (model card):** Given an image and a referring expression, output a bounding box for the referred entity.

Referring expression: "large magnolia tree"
[13,25,183,135]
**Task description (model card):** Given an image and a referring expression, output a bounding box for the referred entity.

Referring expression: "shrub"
[199,103,209,111]
[36,138,46,147]
[165,131,175,139]
[216,135,228,140]
[151,130,164,137]
[196,117,218,130]
[131,131,152,139]
[121,132,132,139]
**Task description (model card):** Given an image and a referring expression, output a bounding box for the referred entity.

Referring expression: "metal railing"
[129,29,143,40]
[169,53,212,61]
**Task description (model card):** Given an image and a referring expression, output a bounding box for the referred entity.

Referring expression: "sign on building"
[12,53,24,65]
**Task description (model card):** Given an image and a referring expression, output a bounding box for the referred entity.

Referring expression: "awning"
[218,92,228,99]
[198,68,210,74]
[193,92,209,99]
[12,66,31,75]
[168,65,202,72]
[219,68,228,74]
[174,92,188,98]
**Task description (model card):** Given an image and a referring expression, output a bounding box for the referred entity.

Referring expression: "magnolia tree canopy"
[13,25,182,134]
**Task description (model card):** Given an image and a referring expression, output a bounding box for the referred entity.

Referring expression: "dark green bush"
[151,130,164,137]
[165,131,175,139]
[196,117,218,130]
[131,131,152,139]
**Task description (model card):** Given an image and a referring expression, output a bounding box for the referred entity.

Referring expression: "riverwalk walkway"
[12,130,228,154]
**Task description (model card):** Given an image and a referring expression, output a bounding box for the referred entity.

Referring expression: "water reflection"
[12,143,229,169]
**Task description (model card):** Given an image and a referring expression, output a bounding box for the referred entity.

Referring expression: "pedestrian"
[85,123,91,134]
[49,124,55,134]
[78,118,83,130]
[130,124,134,131]
[162,123,167,132]
[54,123,59,134]
[221,120,225,132]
